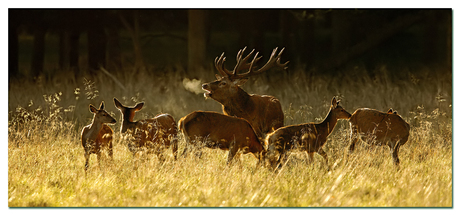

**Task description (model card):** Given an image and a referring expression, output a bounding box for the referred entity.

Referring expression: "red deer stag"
[81,102,116,174]
[201,47,288,140]
[348,108,410,165]
[266,97,351,170]
[178,111,266,166]
[113,98,178,162]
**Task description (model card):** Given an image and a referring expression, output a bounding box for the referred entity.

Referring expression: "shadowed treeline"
[9,9,451,81]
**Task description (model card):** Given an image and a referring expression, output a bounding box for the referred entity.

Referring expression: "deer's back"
[132,114,177,147]
[180,111,261,150]
[267,123,323,151]
[350,108,410,142]
[153,113,178,135]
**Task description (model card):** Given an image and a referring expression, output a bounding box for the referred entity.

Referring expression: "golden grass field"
[7,64,452,208]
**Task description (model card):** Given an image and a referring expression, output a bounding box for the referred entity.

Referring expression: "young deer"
[201,47,288,140]
[266,97,351,170]
[113,98,178,162]
[81,102,116,174]
[178,111,266,166]
[348,108,410,165]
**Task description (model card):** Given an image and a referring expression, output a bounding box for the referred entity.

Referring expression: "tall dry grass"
[8,65,452,207]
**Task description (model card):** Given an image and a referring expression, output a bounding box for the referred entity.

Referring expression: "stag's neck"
[222,87,251,115]
[318,108,338,136]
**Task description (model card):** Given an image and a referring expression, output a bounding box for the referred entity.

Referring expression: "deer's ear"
[114,98,123,109]
[233,78,248,86]
[89,104,98,113]
[99,102,105,110]
[331,97,338,108]
[215,74,223,81]
[134,102,144,111]
[387,108,393,114]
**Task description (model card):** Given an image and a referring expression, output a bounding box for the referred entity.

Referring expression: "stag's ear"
[215,74,223,81]
[134,102,144,111]
[89,104,98,113]
[233,78,248,86]
[332,97,338,108]
[99,102,105,110]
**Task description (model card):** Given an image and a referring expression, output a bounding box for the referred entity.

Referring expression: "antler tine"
[234,47,289,79]
[257,47,289,72]
[231,51,262,79]
[249,52,263,71]
[235,46,247,62]
[214,52,233,77]
[232,47,255,76]
[275,47,289,69]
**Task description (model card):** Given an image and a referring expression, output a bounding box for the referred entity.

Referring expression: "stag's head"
[202,47,289,103]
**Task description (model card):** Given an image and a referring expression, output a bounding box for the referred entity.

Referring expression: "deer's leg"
[171,138,178,160]
[306,152,315,164]
[181,144,189,158]
[349,132,359,153]
[265,148,277,171]
[194,140,204,159]
[390,140,401,166]
[227,141,239,165]
[275,150,288,170]
[157,153,166,164]
[255,150,266,168]
[317,148,329,165]
[155,146,166,164]
[318,148,331,171]
[96,151,102,171]
[132,151,139,170]
[274,153,283,170]
[108,140,113,160]
[84,152,90,174]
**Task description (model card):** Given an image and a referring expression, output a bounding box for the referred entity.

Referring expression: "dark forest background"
[8,9,452,81]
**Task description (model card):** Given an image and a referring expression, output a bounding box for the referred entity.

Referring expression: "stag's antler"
[214,52,231,77]
[214,47,289,80]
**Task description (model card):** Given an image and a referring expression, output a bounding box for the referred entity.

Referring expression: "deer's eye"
[219,82,227,86]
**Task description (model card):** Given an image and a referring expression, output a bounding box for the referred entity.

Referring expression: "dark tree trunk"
[331,10,352,54]
[445,11,452,70]
[188,9,208,73]
[69,30,80,75]
[423,12,438,64]
[58,31,67,70]
[9,21,19,81]
[119,10,145,73]
[299,10,315,69]
[280,10,295,64]
[106,26,122,72]
[238,10,265,54]
[87,26,107,74]
[31,27,46,79]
